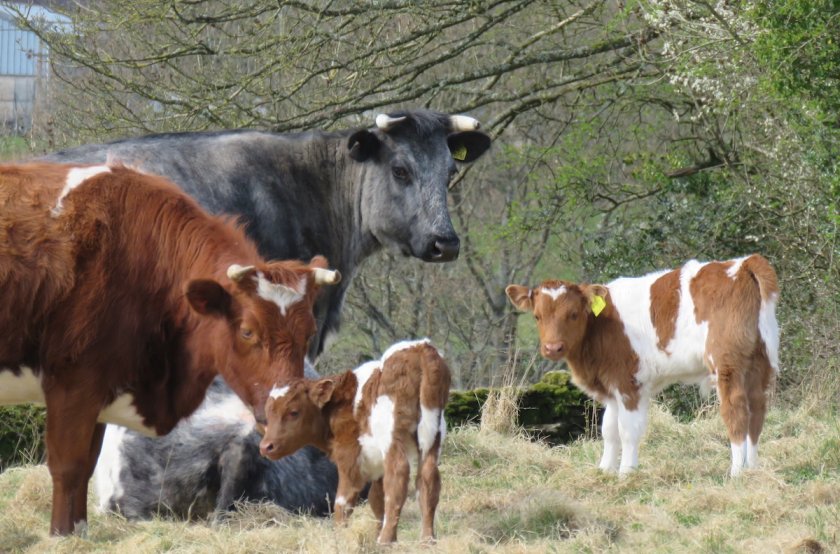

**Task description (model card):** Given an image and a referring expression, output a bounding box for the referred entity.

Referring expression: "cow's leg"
[417,442,441,543]
[598,399,620,472]
[70,422,106,532]
[211,440,249,524]
[378,443,410,544]
[745,345,774,470]
[45,391,102,535]
[717,356,750,477]
[368,478,385,532]
[333,469,362,525]
[617,395,649,475]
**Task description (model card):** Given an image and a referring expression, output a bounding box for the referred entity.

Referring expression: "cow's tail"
[744,255,781,374]
[416,343,452,461]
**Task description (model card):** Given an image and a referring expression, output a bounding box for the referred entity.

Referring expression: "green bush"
[0,406,46,471]
[445,371,591,444]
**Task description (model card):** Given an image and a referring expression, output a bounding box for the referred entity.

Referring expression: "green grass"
[0,404,837,553]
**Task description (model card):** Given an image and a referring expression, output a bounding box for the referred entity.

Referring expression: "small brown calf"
[259,339,451,544]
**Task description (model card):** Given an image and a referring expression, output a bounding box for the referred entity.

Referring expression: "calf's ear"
[186,279,232,317]
[448,131,491,163]
[505,284,534,311]
[584,285,609,316]
[309,379,335,408]
[348,130,380,162]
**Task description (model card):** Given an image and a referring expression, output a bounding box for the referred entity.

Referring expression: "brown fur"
[0,163,335,534]
[260,341,451,544]
[507,255,780,474]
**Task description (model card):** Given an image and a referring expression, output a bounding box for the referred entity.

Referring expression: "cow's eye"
[570,312,578,321]
[535,315,541,322]
[392,166,410,181]
[288,410,299,419]
[241,327,255,340]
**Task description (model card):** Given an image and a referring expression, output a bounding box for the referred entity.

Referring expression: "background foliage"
[1,0,837,461]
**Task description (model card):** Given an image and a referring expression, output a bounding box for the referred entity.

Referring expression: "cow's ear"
[448,131,491,163]
[309,379,335,408]
[186,279,232,317]
[505,284,534,312]
[584,285,609,316]
[348,130,380,162]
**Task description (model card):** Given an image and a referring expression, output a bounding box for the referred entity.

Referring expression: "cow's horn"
[450,115,481,132]
[313,268,342,285]
[227,264,256,282]
[375,114,408,131]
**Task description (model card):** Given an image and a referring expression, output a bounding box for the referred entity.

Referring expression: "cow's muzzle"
[423,235,460,262]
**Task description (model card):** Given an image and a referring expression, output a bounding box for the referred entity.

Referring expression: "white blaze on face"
[94,424,127,512]
[52,165,111,216]
[352,361,381,413]
[98,394,158,437]
[257,274,307,316]
[269,385,290,400]
[0,366,45,405]
[358,394,396,480]
[540,286,567,301]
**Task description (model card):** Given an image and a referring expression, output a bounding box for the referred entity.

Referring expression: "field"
[0,402,836,553]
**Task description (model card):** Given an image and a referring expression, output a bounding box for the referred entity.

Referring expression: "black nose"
[427,235,460,262]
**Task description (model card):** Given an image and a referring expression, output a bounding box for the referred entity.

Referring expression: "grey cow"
[46,110,491,519]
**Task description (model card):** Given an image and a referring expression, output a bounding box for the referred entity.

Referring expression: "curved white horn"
[227,264,256,282]
[450,115,481,132]
[313,268,342,285]
[375,114,408,131]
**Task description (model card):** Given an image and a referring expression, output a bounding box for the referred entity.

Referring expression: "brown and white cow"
[0,163,340,534]
[506,255,779,477]
[259,339,451,544]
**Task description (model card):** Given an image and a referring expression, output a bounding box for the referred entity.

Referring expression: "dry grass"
[0,404,837,553]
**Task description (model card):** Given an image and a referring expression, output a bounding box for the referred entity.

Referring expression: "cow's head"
[348,110,491,262]
[258,378,334,460]
[506,280,609,361]
[185,256,340,423]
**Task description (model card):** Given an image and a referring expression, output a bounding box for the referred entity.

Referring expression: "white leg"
[730,438,747,477]
[617,395,649,475]
[598,400,620,472]
[746,437,759,469]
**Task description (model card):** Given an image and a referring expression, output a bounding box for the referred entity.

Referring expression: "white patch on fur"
[726,255,749,279]
[335,495,347,507]
[185,392,255,439]
[608,261,710,394]
[381,338,432,363]
[417,406,441,458]
[256,274,307,316]
[94,424,127,512]
[98,394,158,437]
[730,438,747,476]
[746,437,759,469]
[269,385,289,400]
[540,286,567,301]
[352,361,381,413]
[759,294,780,373]
[0,366,44,405]
[598,400,620,472]
[357,394,395,480]
[617,395,649,475]
[52,165,111,216]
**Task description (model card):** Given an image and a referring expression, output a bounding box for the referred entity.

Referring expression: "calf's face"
[506,281,608,361]
[259,379,335,459]
[186,256,340,423]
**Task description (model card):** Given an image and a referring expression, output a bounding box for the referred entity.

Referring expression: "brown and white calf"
[506,255,780,476]
[259,339,451,544]
[0,163,340,534]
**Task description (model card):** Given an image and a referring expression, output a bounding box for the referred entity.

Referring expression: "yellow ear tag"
[452,143,467,161]
[591,295,606,317]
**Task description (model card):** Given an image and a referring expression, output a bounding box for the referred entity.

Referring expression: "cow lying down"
[260,339,451,545]
[94,370,341,521]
